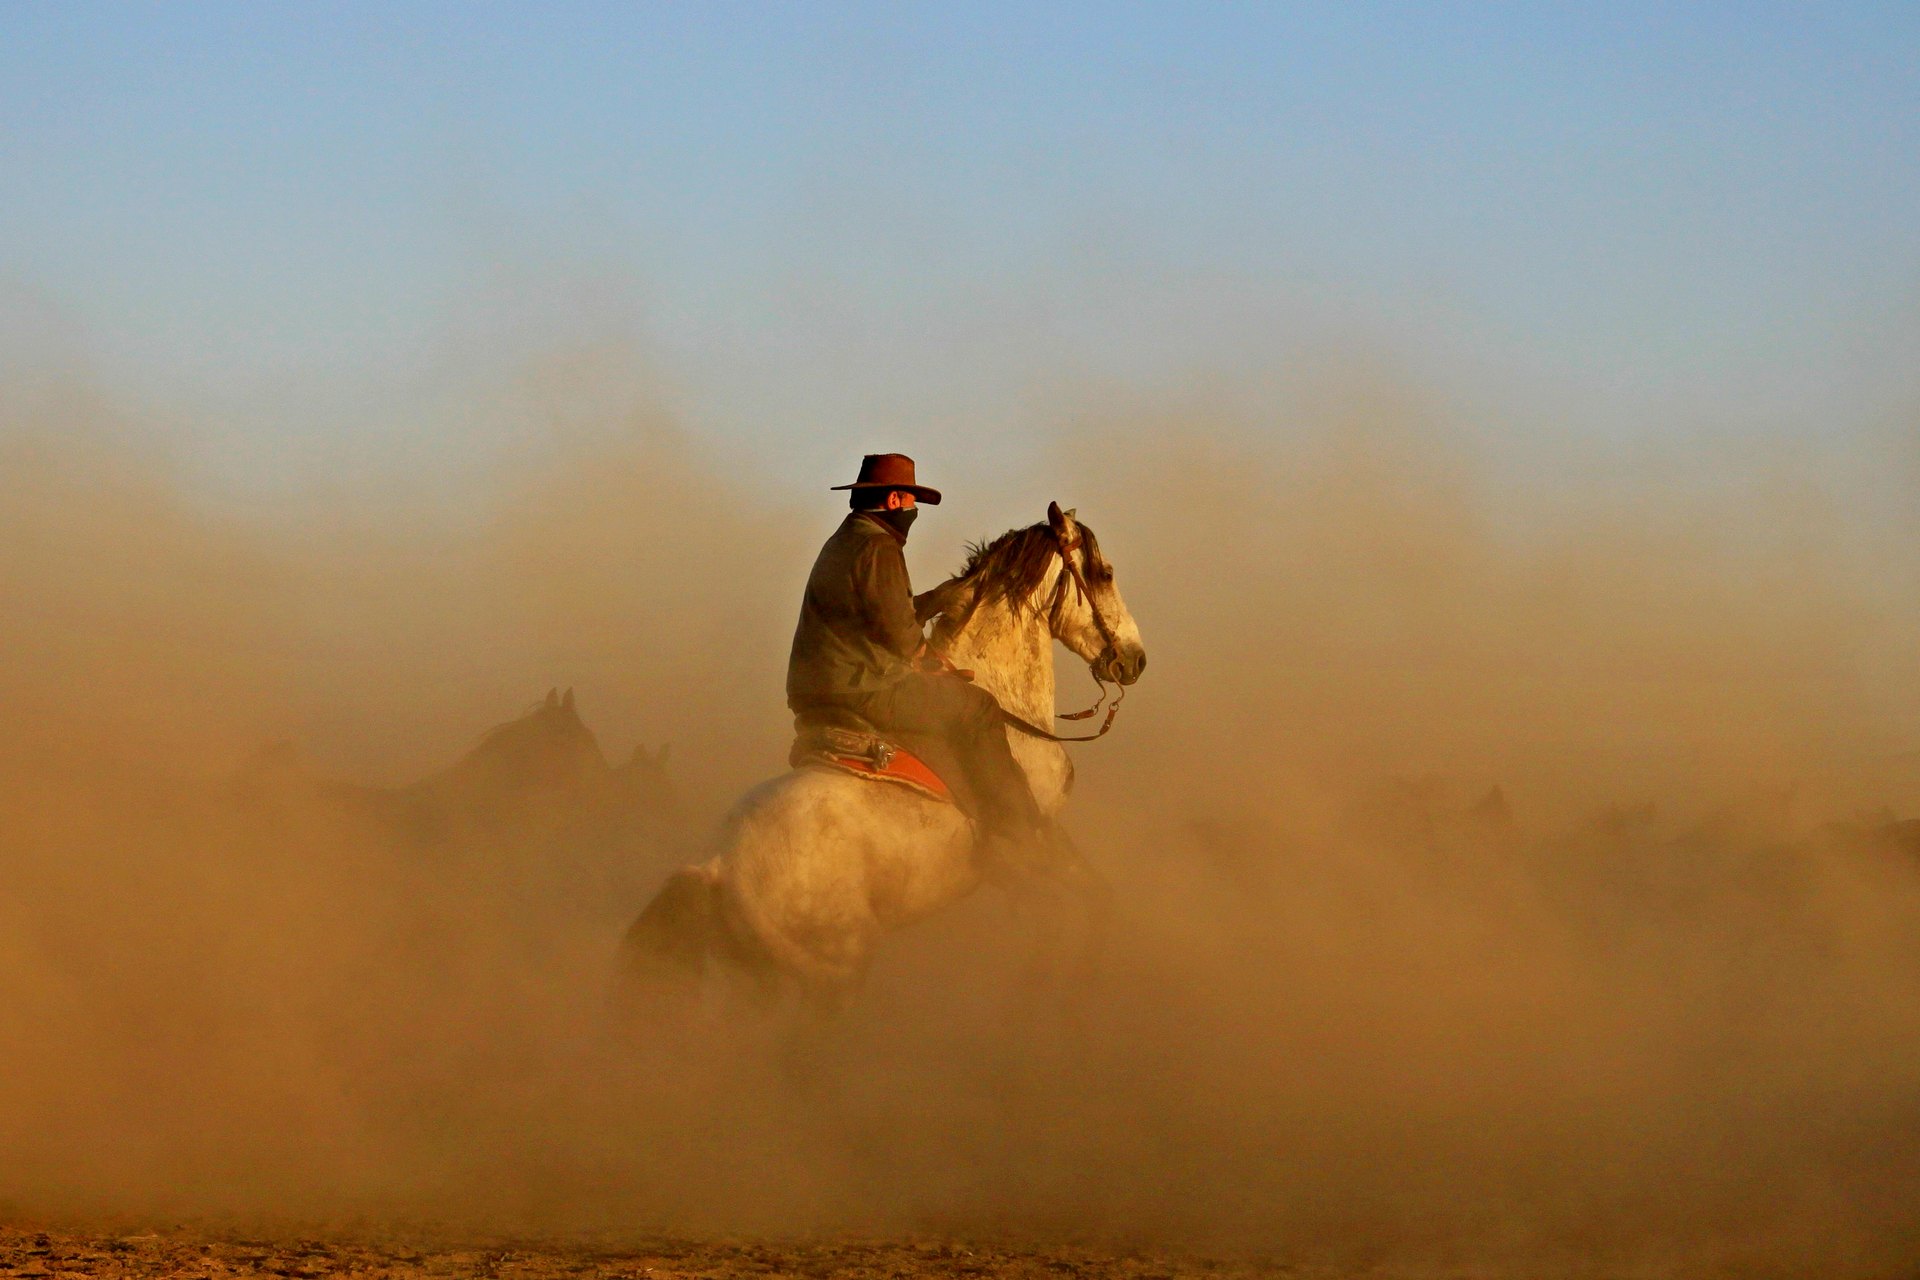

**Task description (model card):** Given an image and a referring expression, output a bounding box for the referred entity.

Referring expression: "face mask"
[881,506,918,537]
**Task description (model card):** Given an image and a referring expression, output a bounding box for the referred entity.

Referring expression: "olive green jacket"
[785,513,924,711]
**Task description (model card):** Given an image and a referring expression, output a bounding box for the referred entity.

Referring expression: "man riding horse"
[617,461,1145,1008]
[787,453,1048,872]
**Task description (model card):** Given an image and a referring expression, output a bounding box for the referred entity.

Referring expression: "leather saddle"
[789,706,971,812]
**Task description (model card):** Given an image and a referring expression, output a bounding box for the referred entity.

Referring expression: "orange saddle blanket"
[789,719,956,805]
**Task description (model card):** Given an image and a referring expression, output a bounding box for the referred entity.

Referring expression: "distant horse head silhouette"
[442,686,609,803]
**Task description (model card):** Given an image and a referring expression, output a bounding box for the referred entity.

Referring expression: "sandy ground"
[0,1226,1304,1279]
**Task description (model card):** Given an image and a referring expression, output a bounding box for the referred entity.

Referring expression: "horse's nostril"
[1134,652,1147,676]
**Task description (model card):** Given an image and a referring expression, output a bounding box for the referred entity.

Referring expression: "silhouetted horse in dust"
[234,688,683,915]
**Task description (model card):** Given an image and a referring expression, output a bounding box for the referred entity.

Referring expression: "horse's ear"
[1047,501,1067,532]
[545,687,558,707]
[562,686,575,712]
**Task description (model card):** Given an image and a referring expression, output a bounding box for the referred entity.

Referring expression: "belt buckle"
[870,739,896,771]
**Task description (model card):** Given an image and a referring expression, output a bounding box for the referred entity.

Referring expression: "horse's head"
[1045,501,1148,687]
[458,686,610,795]
[926,505,1148,690]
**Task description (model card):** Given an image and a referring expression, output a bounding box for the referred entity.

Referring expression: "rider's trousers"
[857,671,1044,838]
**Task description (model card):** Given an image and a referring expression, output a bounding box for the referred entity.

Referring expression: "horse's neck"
[939,572,1076,814]
[942,579,1056,729]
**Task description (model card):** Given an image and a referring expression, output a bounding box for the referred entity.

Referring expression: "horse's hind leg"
[607,865,719,1035]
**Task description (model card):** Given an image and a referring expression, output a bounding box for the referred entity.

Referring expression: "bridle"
[1004,522,1127,743]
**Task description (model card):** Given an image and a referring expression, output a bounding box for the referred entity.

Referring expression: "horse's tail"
[610,864,721,1026]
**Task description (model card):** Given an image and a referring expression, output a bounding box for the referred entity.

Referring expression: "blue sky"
[3,3,1916,495]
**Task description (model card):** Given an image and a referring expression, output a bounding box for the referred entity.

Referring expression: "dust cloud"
[2,345,1918,1277]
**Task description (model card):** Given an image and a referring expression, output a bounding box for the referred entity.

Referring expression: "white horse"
[618,502,1147,1013]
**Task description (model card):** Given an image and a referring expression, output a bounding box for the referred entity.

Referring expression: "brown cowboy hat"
[829,453,942,504]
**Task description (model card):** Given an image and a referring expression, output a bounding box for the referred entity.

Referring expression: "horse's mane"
[918,519,1111,634]
[471,711,537,756]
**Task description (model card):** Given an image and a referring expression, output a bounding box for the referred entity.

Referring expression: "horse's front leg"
[799,961,869,1021]
[1006,823,1112,1018]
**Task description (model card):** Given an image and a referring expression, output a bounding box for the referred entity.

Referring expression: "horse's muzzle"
[1101,646,1147,686]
